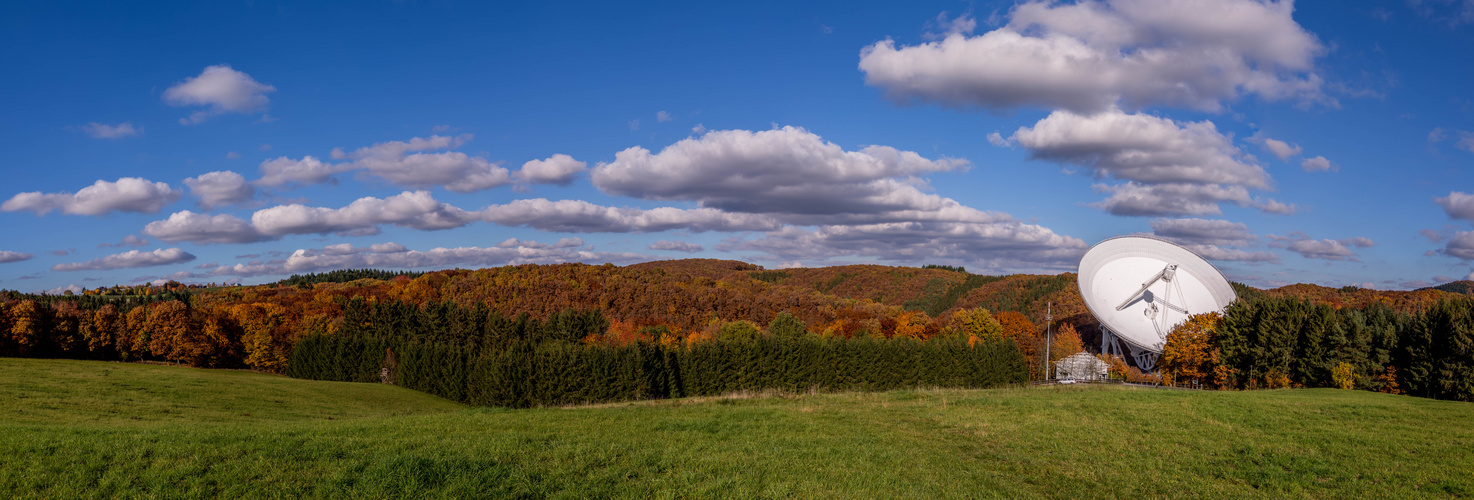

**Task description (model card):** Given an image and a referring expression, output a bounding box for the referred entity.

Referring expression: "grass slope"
[1,358,462,425]
[4,359,1472,498]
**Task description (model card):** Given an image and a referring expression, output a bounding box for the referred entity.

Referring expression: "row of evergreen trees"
[334,297,610,356]
[288,299,1029,408]
[1215,296,1474,401]
[277,269,424,287]
[0,289,191,311]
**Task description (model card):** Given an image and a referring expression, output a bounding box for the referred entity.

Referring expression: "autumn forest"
[2,259,1472,406]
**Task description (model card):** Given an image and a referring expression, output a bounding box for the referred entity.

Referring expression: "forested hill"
[9,260,1465,333]
[3,258,1472,387]
[619,259,1465,349]
[1422,280,1474,295]
[621,260,1086,331]
[8,260,1465,338]
[1256,283,1460,311]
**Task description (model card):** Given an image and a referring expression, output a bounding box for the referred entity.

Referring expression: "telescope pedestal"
[1101,326,1159,372]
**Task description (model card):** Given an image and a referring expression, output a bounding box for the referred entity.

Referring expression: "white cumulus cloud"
[515,154,587,186]
[143,211,271,244]
[52,248,197,271]
[858,0,1325,114]
[1013,109,1269,187]
[0,251,35,264]
[254,135,511,192]
[2,178,181,216]
[1446,232,1474,261]
[592,126,969,220]
[184,170,256,209]
[1436,191,1474,222]
[333,134,510,192]
[1268,232,1374,262]
[1248,134,1302,161]
[163,65,276,124]
[255,156,344,187]
[1009,109,1284,217]
[251,190,476,236]
[1300,155,1335,172]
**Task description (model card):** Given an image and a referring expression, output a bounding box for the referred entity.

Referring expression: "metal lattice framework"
[1054,352,1109,381]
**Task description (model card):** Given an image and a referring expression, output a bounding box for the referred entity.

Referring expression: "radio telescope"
[1077,236,1237,371]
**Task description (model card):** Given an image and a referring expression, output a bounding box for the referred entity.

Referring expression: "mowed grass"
[2,359,1471,499]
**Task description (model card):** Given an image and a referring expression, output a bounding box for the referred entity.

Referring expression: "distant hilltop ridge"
[1423,281,1474,295]
[6,259,1468,333]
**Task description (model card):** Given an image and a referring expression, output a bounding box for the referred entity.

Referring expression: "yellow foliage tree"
[122,306,150,358]
[1332,362,1355,390]
[1160,312,1222,388]
[84,305,120,354]
[1049,323,1083,364]
[7,300,44,356]
[230,303,291,372]
[946,307,1004,343]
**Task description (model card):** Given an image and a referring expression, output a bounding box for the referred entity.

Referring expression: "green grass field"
[2,358,1471,499]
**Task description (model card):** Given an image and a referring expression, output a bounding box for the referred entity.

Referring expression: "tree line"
[277,269,424,287]
[1159,296,1474,401]
[0,289,1030,408]
[7,261,1469,404]
[286,297,1029,408]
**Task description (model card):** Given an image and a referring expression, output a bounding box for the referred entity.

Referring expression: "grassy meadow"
[2,358,1471,498]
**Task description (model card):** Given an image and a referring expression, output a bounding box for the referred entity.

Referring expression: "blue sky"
[2,0,1473,294]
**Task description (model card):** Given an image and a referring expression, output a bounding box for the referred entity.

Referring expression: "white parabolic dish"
[1077,236,1237,355]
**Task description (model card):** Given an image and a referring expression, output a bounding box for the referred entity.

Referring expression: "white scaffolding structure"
[1055,352,1109,381]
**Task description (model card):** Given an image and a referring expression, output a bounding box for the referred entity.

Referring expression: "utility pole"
[1045,302,1052,381]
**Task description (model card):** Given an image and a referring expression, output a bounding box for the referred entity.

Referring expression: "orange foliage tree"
[890,310,932,340]
[49,301,84,353]
[1099,354,1162,384]
[143,300,194,364]
[586,318,648,346]
[1159,312,1222,388]
[1049,323,1083,364]
[8,300,45,356]
[84,304,120,355]
[994,311,1040,378]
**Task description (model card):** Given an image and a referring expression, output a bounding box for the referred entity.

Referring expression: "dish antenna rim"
[1076,234,1238,368]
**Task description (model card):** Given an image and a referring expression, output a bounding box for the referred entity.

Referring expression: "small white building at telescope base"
[1055,352,1109,381]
